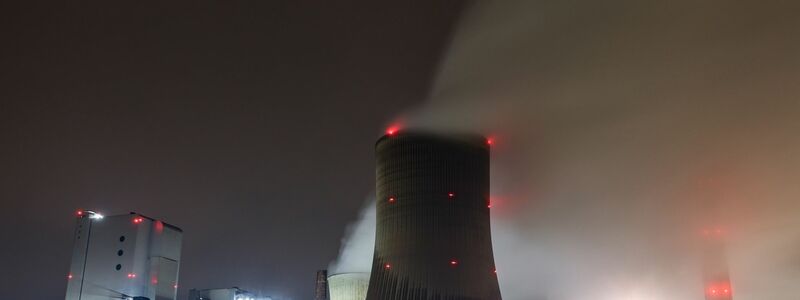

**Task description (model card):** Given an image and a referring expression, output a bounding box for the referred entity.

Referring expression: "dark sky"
[0,1,466,298]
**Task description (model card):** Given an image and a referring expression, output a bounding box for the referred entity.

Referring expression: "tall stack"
[366,131,502,300]
[315,270,330,300]
[702,230,733,300]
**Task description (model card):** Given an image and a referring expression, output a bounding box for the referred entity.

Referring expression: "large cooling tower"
[366,131,502,300]
[329,273,369,300]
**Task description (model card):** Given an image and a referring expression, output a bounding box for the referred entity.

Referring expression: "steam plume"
[333,1,800,299]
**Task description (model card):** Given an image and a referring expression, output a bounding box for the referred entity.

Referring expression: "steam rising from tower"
[366,131,502,300]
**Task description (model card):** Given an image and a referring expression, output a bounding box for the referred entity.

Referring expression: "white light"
[86,210,104,220]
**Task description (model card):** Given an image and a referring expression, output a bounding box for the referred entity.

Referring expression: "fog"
[333,1,800,299]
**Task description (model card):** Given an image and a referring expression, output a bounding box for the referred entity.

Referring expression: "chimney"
[315,270,330,300]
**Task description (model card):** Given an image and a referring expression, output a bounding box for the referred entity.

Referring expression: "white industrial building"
[188,287,272,300]
[328,273,369,300]
[65,211,183,300]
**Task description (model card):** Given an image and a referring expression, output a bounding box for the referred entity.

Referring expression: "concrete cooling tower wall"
[329,273,370,300]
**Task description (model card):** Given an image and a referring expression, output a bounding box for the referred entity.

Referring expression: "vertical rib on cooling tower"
[366,131,502,300]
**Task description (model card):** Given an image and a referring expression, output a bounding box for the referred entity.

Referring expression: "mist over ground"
[333,1,800,299]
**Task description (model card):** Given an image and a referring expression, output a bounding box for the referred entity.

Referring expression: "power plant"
[365,131,503,300]
[328,273,369,300]
[65,211,183,300]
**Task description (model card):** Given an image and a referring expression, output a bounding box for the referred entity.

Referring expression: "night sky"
[0,1,466,299]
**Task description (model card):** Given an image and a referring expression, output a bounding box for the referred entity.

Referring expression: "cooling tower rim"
[328,272,371,279]
[376,130,489,148]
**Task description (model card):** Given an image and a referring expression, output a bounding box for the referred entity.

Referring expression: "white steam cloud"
[332,0,800,299]
[329,196,375,275]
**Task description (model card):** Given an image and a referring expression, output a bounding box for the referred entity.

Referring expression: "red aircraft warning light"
[384,264,392,270]
[388,196,396,203]
[127,273,137,279]
[449,259,459,267]
[386,126,401,136]
[133,217,145,224]
[705,282,732,299]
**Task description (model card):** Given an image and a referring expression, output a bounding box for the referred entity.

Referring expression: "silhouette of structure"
[315,270,330,300]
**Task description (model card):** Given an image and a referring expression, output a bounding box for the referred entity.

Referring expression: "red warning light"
[386,125,401,136]
[173,283,179,289]
[67,273,73,280]
[384,264,392,270]
[487,138,495,146]
[127,273,137,279]
[388,197,396,203]
[76,210,84,216]
[155,221,164,234]
[706,282,732,298]
[133,217,144,224]
[450,259,459,266]
[151,278,158,285]
[448,193,455,198]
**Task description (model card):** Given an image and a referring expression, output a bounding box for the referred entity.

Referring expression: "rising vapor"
[334,0,800,299]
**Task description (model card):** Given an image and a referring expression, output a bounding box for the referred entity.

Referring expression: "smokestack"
[702,230,733,300]
[315,270,330,300]
[366,131,502,300]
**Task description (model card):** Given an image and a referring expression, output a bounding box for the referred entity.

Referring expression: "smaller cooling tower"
[328,273,369,300]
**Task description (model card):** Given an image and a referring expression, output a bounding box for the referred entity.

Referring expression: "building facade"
[188,287,271,300]
[65,211,183,300]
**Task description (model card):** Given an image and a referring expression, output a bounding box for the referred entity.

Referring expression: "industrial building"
[366,131,503,300]
[328,273,369,300]
[188,287,272,300]
[65,211,183,300]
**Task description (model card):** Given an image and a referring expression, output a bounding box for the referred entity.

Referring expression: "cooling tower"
[329,273,369,300]
[366,131,502,300]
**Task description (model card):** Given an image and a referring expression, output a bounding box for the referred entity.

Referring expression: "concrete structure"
[188,287,271,300]
[65,211,183,300]
[328,273,369,300]
[366,131,502,300]
[315,270,330,300]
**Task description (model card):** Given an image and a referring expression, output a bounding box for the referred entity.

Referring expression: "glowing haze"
[332,0,800,299]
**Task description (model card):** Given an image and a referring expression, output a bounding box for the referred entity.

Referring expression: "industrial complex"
[63,130,734,300]
[188,287,272,300]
